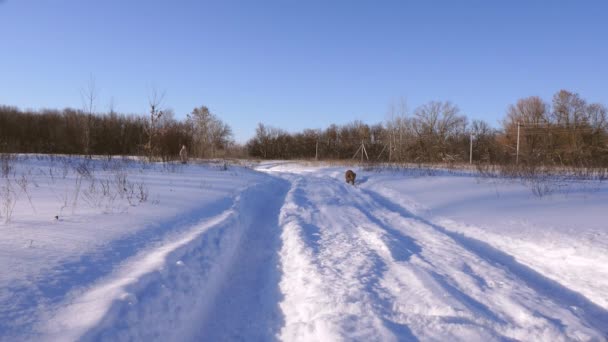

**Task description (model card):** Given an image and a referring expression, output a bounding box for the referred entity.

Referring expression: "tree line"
[0,102,236,161]
[2,89,606,167]
[247,89,608,167]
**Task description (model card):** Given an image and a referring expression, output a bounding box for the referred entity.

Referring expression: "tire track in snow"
[276,173,511,340]
[272,168,607,341]
[36,179,290,341]
[0,197,234,339]
[191,178,290,341]
[330,182,513,341]
[357,186,608,341]
[277,175,416,341]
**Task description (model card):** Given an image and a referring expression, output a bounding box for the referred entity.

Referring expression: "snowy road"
[272,169,607,341]
[2,160,607,341]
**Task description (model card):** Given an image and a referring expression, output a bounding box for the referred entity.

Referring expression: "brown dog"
[345,170,356,185]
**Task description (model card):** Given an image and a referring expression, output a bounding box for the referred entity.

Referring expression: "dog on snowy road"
[345,170,356,185]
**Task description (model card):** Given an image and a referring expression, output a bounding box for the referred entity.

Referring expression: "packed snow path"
[272,170,607,341]
[1,160,607,341]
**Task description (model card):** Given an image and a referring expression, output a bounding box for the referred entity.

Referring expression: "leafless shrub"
[55,186,70,218]
[16,173,35,213]
[137,156,154,170]
[101,185,119,213]
[125,182,136,205]
[1,153,15,178]
[1,179,18,223]
[161,161,182,173]
[474,162,606,198]
[475,163,500,179]
[100,179,111,196]
[1,155,165,219]
[82,178,99,208]
[529,179,553,198]
[137,182,148,203]
[110,171,145,207]
[61,162,70,179]
[101,155,113,171]
[75,160,93,179]
[82,175,123,213]
[48,167,56,184]
[71,174,84,214]
[114,171,128,196]
[82,178,112,209]
[101,156,129,172]
[595,168,606,181]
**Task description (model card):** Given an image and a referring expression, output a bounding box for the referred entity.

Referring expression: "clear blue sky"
[1,1,607,143]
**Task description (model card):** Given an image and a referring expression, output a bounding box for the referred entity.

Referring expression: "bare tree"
[412,101,466,162]
[586,103,608,164]
[385,97,410,162]
[247,123,288,159]
[470,120,499,163]
[502,96,549,164]
[552,90,591,163]
[552,90,587,127]
[188,106,212,157]
[587,103,608,132]
[107,96,116,116]
[80,75,98,157]
[208,119,233,158]
[505,96,548,126]
[146,88,165,161]
[187,105,233,158]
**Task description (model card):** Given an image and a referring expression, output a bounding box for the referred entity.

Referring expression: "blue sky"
[1,1,607,143]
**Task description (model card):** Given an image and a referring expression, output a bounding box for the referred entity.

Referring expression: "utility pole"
[516,122,520,165]
[469,134,474,165]
[315,140,319,161]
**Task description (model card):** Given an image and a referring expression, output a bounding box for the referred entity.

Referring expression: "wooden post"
[361,140,364,163]
[376,144,387,161]
[352,144,362,160]
[362,141,369,161]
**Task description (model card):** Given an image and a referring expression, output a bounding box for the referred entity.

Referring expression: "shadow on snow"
[363,188,608,337]
[0,197,234,337]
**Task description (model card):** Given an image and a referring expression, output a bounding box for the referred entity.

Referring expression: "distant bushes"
[247,90,608,168]
[2,88,607,168]
[0,105,235,160]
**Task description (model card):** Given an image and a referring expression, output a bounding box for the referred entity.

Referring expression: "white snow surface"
[1,157,607,341]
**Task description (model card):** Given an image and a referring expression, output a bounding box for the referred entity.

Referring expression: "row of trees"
[502,90,608,166]
[2,88,606,167]
[0,102,235,161]
[247,90,608,167]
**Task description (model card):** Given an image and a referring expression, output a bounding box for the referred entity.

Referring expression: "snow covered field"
[1,156,607,341]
